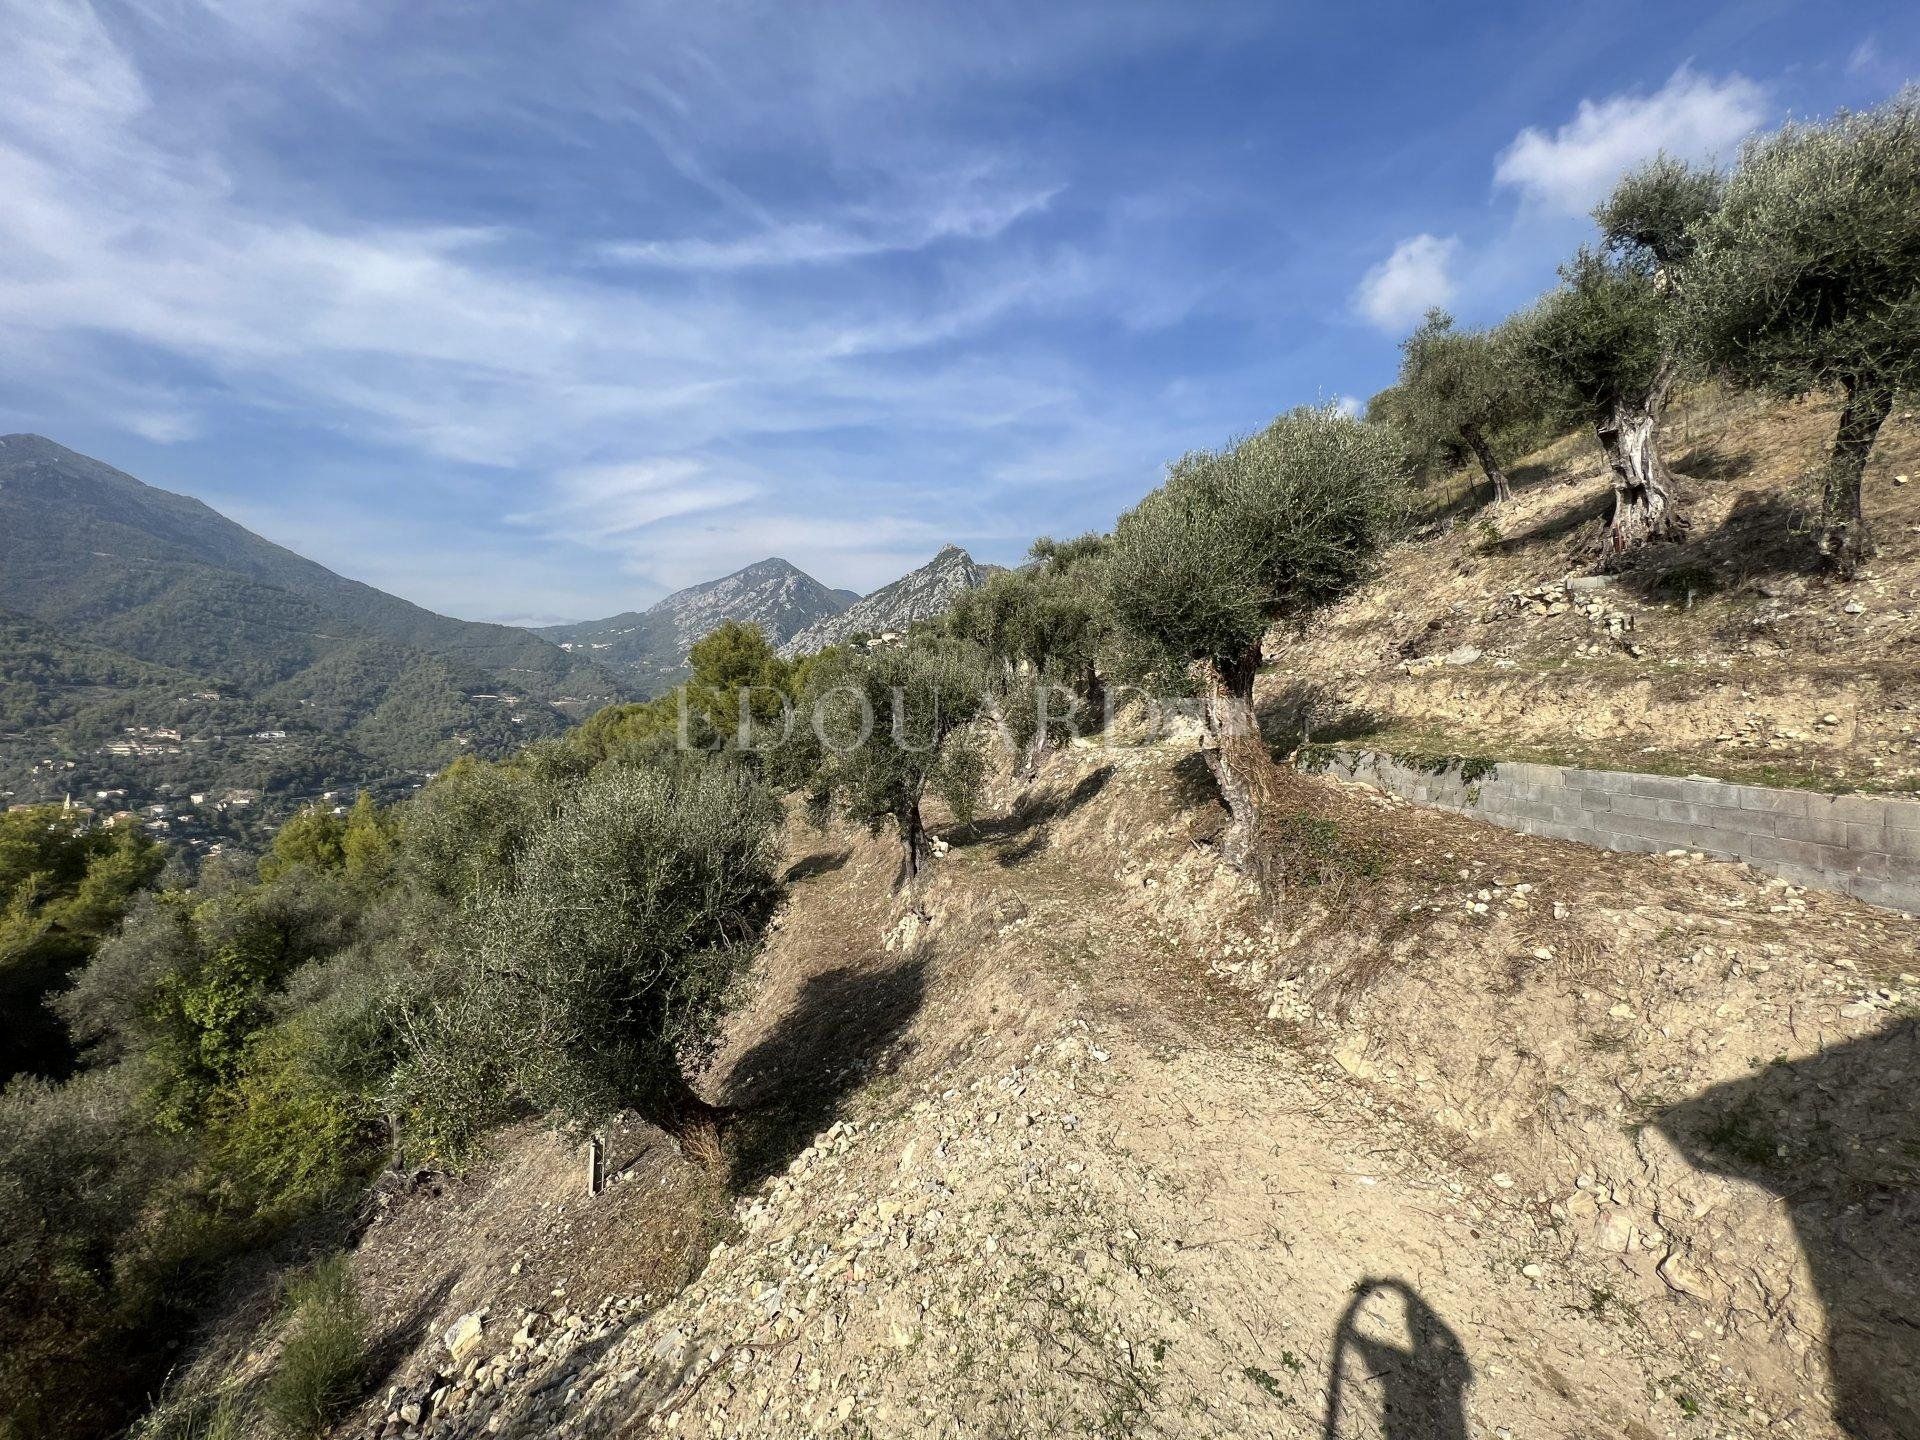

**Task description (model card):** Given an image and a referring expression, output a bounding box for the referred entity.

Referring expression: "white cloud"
[522,460,763,538]
[601,185,1060,271]
[0,0,1284,615]
[1493,66,1765,216]
[1353,234,1456,331]
[1332,394,1363,419]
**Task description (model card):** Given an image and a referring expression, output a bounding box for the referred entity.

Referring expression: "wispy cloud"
[1353,234,1456,331]
[1493,66,1765,216]
[601,183,1061,271]
[519,460,763,538]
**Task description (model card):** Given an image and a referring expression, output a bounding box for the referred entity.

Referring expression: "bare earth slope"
[1265,387,1920,793]
[292,732,1914,1440]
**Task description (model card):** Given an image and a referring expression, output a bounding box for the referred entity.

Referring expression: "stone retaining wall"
[1320,750,1920,914]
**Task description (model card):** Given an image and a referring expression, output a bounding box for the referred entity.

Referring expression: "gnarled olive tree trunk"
[1595,363,1682,557]
[659,1074,732,1169]
[897,795,927,883]
[1196,641,1283,869]
[1459,423,1512,506]
[1821,375,1893,579]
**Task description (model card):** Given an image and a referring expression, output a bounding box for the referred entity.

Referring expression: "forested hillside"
[0,436,624,837]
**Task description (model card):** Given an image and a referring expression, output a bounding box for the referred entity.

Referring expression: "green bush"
[395,759,782,1157]
[262,1256,367,1438]
[203,1010,383,1217]
[0,1070,181,1440]
[1,811,164,1080]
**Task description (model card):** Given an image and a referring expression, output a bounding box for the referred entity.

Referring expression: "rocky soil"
[1265,386,1920,792]
[280,734,1915,1440]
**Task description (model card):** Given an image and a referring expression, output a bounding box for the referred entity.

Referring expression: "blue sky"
[1,2,1913,623]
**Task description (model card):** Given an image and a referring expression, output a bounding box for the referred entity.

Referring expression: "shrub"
[0,1070,178,1440]
[202,1005,385,1216]
[1,812,164,1080]
[262,1256,367,1438]
[395,759,782,1158]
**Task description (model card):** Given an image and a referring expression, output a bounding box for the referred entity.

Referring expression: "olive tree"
[948,535,1111,776]
[394,759,782,1160]
[803,638,991,881]
[1680,96,1920,576]
[1394,309,1520,505]
[1106,405,1405,862]
[1518,156,1722,556]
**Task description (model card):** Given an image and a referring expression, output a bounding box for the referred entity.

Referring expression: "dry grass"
[1267,386,1920,792]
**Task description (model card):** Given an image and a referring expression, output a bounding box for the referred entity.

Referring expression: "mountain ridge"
[538,556,855,695]
[778,544,998,657]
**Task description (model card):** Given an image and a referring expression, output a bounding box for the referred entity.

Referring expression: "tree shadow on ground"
[1491,487,1611,556]
[1257,680,1384,754]
[1323,1279,1471,1440]
[782,849,852,884]
[948,765,1115,851]
[1407,455,1574,538]
[721,953,928,1190]
[1608,490,1820,608]
[1658,1018,1920,1439]
[358,1272,462,1414]
[488,1322,631,1438]
[1670,438,1759,483]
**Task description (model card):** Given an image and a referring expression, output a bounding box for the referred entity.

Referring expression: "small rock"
[443,1313,485,1366]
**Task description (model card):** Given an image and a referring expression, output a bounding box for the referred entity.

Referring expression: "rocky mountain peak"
[538,557,854,695]
[778,546,999,658]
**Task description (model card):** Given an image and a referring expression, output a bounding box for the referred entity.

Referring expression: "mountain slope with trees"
[0,89,1916,1440]
[0,436,625,830]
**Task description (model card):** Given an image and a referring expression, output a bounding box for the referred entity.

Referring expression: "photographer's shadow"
[1323,1279,1470,1440]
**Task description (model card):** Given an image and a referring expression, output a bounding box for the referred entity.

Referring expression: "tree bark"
[899,795,925,882]
[1821,375,1893,579]
[1196,640,1282,869]
[1595,365,1681,558]
[1459,423,1512,505]
[1083,662,1106,724]
[1018,726,1050,781]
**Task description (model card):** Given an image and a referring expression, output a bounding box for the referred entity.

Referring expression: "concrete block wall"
[1320,750,1920,914]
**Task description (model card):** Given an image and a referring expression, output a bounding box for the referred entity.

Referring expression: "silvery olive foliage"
[395,760,782,1155]
[1680,95,1920,572]
[801,636,993,876]
[1106,404,1407,691]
